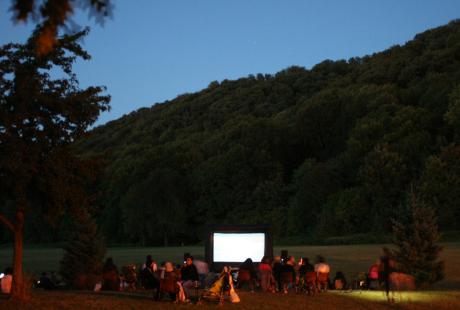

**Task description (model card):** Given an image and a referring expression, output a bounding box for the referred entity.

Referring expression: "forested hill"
[77,20,460,246]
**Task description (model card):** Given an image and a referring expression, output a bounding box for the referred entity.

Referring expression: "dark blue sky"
[1,0,460,125]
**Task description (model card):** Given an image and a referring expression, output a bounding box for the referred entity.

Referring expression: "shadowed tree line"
[3,20,460,248]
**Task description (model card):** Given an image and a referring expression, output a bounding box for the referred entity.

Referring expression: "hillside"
[58,20,460,245]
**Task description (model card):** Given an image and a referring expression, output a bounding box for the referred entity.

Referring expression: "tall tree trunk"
[11,209,25,300]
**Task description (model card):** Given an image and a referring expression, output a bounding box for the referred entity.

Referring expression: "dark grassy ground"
[2,290,460,310]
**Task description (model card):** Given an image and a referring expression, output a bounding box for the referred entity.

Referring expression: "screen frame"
[205,224,273,271]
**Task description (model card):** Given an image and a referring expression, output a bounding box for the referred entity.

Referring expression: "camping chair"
[304,272,317,295]
[121,264,137,291]
[280,271,295,293]
[316,272,329,292]
[201,272,231,304]
[236,269,255,291]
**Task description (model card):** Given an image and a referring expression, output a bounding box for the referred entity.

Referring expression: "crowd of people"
[1,251,395,303]
[96,253,342,302]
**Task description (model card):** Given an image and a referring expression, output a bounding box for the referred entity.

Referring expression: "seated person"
[258,256,275,292]
[314,255,330,274]
[280,256,296,293]
[157,262,181,301]
[297,257,314,288]
[141,256,159,290]
[299,258,314,274]
[1,267,13,294]
[237,258,257,291]
[272,256,282,292]
[314,255,330,291]
[180,256,199,299]
[367,259,380,290]
[333,271,347,290]
[38,272,56,290]
[102,257,120,291]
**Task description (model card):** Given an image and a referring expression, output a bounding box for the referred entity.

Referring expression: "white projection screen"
[213,232,265,262]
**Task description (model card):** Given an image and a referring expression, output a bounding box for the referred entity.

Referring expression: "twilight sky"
[1,0,460,126]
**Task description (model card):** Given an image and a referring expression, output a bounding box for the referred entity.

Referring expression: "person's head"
[4,267,12,275]
[244,258,253,264]
[274,256,281,263]
[287,256,295,265]
[186,256,194,266]
[165,262,174,272]
[151,261,158,272]
[261,256,270,264]
[302,257,309,265]
[146,254,152,265]
[105,257,114,267]
[315,255,325,264]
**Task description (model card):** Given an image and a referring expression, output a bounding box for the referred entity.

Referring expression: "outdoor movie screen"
[213,232,266,262]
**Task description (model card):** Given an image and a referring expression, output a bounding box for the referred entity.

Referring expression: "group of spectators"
[97,254,336,302]
[237,254,334,294]
[101,255,205,302]
[1,252,392,303]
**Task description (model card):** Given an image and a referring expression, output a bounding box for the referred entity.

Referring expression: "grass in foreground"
[2,290,460,310]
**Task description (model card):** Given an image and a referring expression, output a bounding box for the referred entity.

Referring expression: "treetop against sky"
[1,0,460,126]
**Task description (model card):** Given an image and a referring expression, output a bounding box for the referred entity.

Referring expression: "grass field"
[1,243,460,309]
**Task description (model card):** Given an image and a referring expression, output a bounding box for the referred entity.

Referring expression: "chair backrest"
[317,272,329,283]
[335,279,343,290]
[280,271,294,283]
[237,269,251,282]
[305,271,316,283]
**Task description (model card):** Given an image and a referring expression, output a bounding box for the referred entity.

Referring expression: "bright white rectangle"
[213,233,265,262]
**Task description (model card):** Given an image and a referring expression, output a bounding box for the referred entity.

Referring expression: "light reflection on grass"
[332,290,460,304]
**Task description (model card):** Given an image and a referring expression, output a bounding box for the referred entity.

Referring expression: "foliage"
[8,0,113,55]
[0,28,110,298]
[390,190,444,288]
[59,209,106,290]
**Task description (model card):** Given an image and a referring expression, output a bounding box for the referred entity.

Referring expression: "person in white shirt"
[314,255,330,274]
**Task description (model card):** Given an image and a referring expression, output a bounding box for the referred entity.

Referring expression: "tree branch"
[0,213,15,232]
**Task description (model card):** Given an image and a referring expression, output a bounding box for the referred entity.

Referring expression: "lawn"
[1,243,460,309]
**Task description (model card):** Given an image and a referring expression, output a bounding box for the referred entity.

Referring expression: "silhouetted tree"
[59,209,105,289]
[391,190,444,288]
[0,28,110,299]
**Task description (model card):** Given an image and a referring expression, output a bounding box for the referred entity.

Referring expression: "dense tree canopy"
[5,20,460,247]
[71,20,460,246]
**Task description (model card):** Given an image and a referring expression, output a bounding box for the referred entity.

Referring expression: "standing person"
[272,256,282,292]
[379,249,394,301]
[1,267,13,294]
[102,257,120,291]
[180,256,199,300]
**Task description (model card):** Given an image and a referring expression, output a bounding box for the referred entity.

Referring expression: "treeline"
[4,20,460,246]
